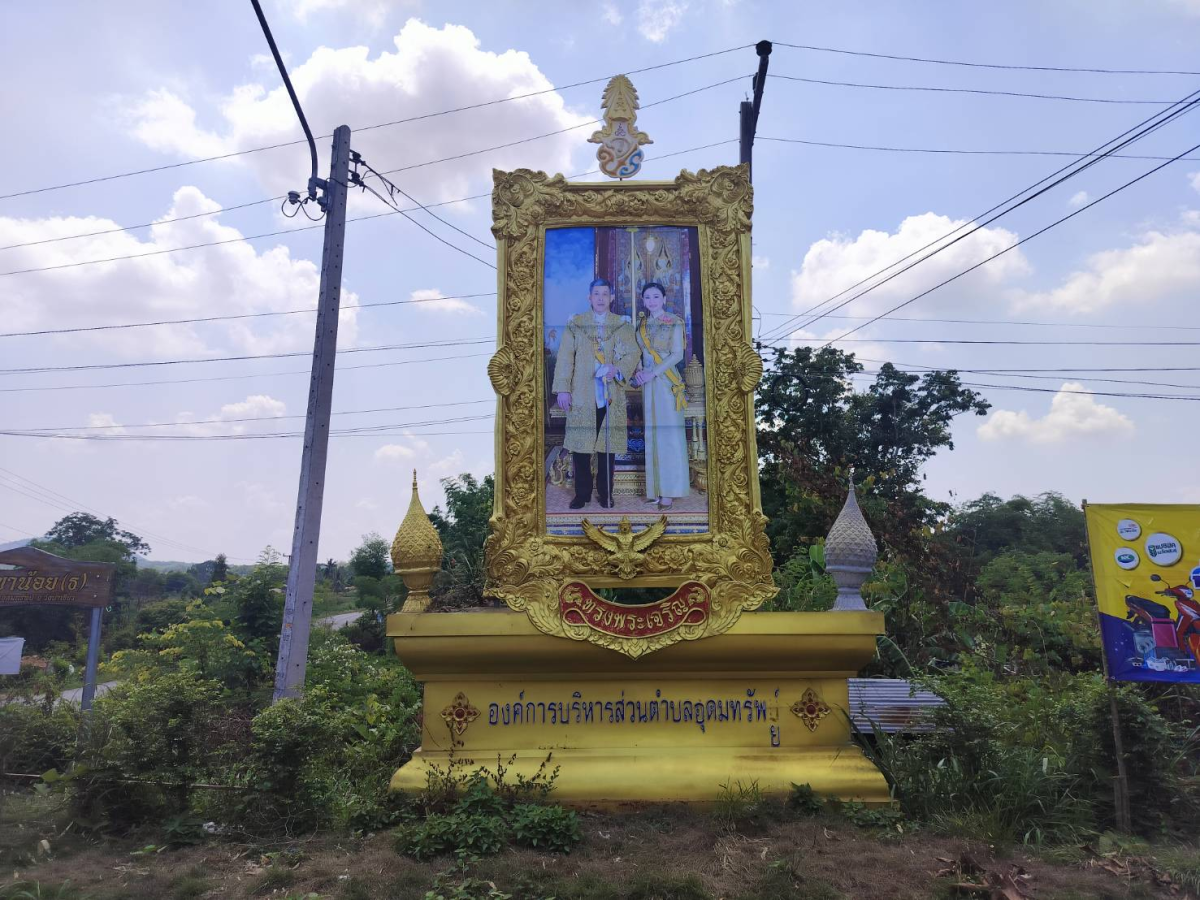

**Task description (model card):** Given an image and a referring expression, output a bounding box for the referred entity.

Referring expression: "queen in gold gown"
[633,282,690,509]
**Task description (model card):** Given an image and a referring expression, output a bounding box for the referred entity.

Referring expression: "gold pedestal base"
[387,610,889,805]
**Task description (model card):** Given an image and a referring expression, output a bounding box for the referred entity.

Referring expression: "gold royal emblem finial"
[588,75,653,180]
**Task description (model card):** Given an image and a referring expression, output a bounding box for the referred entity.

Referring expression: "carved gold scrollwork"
[485,165,777,658]
[487,346,517,396]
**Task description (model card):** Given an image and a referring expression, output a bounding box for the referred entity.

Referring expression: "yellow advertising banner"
[1084,503,1200,682]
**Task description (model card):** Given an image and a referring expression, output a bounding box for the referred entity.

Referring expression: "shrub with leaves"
[510,804,581,853]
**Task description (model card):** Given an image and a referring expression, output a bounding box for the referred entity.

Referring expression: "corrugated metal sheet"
[847,678,945,734]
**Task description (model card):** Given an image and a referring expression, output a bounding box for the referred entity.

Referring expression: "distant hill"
[138,558,253,575]
[0,538,32,553]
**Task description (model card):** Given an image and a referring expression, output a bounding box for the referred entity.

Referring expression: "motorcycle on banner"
[1123,574,1200,672]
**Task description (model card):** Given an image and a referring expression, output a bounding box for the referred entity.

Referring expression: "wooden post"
[1082,498,1133,832]
[273,125,352,702]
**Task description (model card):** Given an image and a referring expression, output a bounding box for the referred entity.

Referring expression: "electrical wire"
[755,310,1200,331]
[0,337,493,376]
[772,41,1200,77]
[819,134,1200,346]
[759,85,1200,343]
[0,466,244,560]
[0,351,492,394]
[0,45,752,202]
[0,128,737,279]
[0,414,496,442]
[768,72,1178,104]
[0,292,496,338]
[756,135,1200,162]
[11,398,495,433]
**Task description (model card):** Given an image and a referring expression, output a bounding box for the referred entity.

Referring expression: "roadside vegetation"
[2,346,1198,898]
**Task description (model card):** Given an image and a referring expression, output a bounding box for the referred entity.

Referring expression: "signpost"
[0,545,117,711]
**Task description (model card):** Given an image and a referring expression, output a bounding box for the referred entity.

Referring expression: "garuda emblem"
[581,515,667,579]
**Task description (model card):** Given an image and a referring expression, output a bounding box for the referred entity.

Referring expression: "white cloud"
[790,213,1029,319]
[168,495,210,512]
[1190,172,1200,193]
[978,382,1134,444]
[355,498,379,511]
[235,480,286,513]
[408,287,485,316]
[1163,0,1200,15]
[220,395,286,420]
[0,186,359,358]
[123,20,590,204]
[1011,229,1200,314]
[1068,190,1089,207]
[602,2,624,25]
[86,412,125,435]
[375,444,417,462]
[637,0,688,41]
[752,255,770,270]
[279,0,388,24]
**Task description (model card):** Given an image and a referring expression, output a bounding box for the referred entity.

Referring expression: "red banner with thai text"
[559,581,710,638]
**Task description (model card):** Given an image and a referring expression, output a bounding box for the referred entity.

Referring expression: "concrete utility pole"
[739,40,773,183]
[273,124,351,702]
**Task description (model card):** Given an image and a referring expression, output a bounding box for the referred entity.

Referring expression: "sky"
[2,0,1200,564]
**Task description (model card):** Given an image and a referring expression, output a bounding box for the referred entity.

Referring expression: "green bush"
[859,665,1193,842]
[510,804,581,853]
[0,704,80,777]
[394,813,507,859]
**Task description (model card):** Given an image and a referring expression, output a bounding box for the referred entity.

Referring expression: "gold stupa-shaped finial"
[391,469,443,613]
[588,75,653,180]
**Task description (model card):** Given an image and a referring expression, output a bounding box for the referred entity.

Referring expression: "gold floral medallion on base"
[485,165,776,659]
[440,692,480,738]
[791,688,832,732]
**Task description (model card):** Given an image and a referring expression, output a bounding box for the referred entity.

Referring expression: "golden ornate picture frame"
[485,165,776,658]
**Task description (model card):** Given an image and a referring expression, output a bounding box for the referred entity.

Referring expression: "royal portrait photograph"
[543,225,709,536]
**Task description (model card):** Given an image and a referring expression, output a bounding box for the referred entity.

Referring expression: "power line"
[0,414,497,442]
[768,72,1178,104]
[756,310,1200,331]
[775,337,1200,347]
[0,45,752,203]
[756,135,1200,162]
[772,41,1200,77]
[11,398,494,434]
[0,466,243,560]
[0,351,492,394]
[760,86,1200,342]
[0,292,496,338]
[0,134,737,279]
[0,337,493,376]
[820,134,1200,346]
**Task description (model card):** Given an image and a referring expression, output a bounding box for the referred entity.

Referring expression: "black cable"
[760,85,1200,342]
[353,179,497,269]
[0,45,752,202]
[0,127,736,279]
[756,135,1200,162]
[769,72,1176,104]
[13,398,494,433]
[249,0,321,202]
[351,160,494,249]
[772,41,1200,77]
[0,351,492,394]
[0,292,497,338]
[820,135,1200,347]
[756,310,1200,331]
[0,337,493,376]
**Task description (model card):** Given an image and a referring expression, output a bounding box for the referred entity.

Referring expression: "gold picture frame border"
[485,165,776,658]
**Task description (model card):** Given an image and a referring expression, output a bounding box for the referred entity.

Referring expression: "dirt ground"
[0,792,1190,900]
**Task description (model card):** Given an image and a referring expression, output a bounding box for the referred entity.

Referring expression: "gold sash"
[639,315,686,411]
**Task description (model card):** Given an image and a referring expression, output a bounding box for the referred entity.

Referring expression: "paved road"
[318,612,360,630]
[59,681,117,704]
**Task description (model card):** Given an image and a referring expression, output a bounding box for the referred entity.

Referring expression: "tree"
[429,474,494,608]
[348,534,392,580]
[755,346,990,564]
[211,553,229,584]
[43,512,149,558]
[226,549,287,660]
